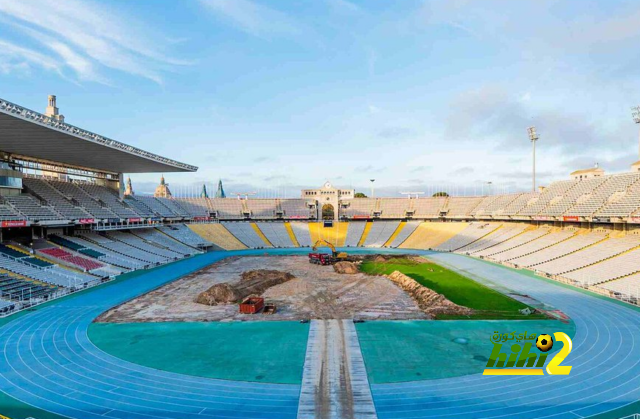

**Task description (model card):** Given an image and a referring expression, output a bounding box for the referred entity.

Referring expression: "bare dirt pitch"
[97,255,427,323]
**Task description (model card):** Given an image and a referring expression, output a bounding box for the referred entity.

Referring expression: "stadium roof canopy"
[0,98,197,174]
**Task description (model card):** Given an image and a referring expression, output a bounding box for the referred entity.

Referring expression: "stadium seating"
[124,196,156,218]
[544,177,607,216]
[457,224,528,254]
[534,235,640,276]
[106,231,183,259]
[345,222,367,247]
[598,273,640,301]
[509,231,607,268]
[443,197,483,218]
[363,221,401,247]
[132,229,199,256]
[245,200,277,219]
[378,198,409,218]
[0,297,16,314]
[399,222,469,250]
[474,227,549,258]
[435,223,501,252]
[23,177,92,220]
[79,183,140,218]
[279,199,313,219]
[158,224,213,248]
[388,221,421,247]
[56,235,146,270]
[0,273,58,304]
[222,222,271,248]
[48,180,118,219]
[517,180,575,216]
[501,192,539,216]
[0,255,97,288]
[186,224,248,250]
[563,246,640,285]
[565,173,640,217]
[157,198,190,218]
[210,198,245,219]
[596,177,640,217]
[289,222,313,247]
[477,194,521,218]
[39,247,105,272]
[308,222,349,247]
[342,199,376,218]
[254,223,295,247]
[483,228,570,262]
[131,196,178,218]
[79,232,170,265]
[4,195,60,221]
[411,197,446,218]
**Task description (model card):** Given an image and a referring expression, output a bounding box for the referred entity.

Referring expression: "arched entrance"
[321,204,335,220]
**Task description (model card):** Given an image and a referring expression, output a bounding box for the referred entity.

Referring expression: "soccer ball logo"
[536,334,554,352]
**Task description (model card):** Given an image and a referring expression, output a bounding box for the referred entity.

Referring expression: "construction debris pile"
[386,270,474,318]
[196,270,295,306]
[333,261,359,274]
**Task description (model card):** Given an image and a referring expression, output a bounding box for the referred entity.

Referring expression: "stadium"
[0,94,638,419]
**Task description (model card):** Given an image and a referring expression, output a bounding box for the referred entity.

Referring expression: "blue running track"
[0,248,638,419]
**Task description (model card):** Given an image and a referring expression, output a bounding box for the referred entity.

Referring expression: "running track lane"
[0,249,638,418]
[371,252,640,419]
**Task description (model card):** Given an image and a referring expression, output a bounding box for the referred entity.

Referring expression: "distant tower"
[201,183,209,198]
[124,176,134,196]
[154,175,172,198]
[45,95,65,122]
[215,179,226,198]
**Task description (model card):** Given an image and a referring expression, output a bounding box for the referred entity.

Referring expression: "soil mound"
[386,270,473,318]
[333,261,359,274]
[196,269,295,306]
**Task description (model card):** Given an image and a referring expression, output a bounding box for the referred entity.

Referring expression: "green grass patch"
[88,321,309,384]
[360,257,546,320]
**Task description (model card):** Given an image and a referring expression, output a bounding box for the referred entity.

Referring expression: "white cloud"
[199,0,301,38]
[0,0,189,84]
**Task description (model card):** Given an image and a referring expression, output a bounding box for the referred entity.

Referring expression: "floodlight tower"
[528,126,539,192]
[632,106,640,158]
[370,179,375,198]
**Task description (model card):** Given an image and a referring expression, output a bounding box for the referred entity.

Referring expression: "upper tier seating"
[174,199,208,218]
[534,235,640,276]
[342,199,376,218]
[518,180,575,216]
[411,198,446,218]
[210,199,245,219]
[596,176,640,217]
[78,183,140,218]
[477,194,521,218]
[363,221,401,247]
[254,223,295,247]
[158,224,213,248]
[156,198,190,218]
[4,195,59,221]
[280,199,312,219]
[48,180,118,219]
[509,232,606,267]
[501,192,539,216]
[434,222,498,251]
[246,200,277,219]
[0,197,26,221]
[564,174,640,217]
[23,178,92,219]
[544,177,607,216]
[124,196,156,218]
[444,197,483,218]
[379,199,409,218]
[131,196,178,218]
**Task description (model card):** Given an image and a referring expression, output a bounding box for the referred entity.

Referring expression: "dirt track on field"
[96,255,427,323]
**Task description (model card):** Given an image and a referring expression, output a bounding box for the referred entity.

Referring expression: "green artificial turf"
[88,321,309,384]
[360,257,546,320]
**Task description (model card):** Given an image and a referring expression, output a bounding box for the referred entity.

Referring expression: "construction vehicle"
[308,240,347,265]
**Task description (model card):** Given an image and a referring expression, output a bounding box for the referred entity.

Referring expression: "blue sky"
[2,0,640,197]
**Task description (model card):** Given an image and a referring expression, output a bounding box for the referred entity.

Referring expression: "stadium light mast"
[631,106,640,159]
[528,126,539,192]
[370,179,375,198]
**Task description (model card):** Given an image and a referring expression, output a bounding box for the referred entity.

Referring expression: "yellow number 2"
[546,332,573,375]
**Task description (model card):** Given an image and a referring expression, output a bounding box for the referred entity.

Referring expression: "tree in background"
[354,192,368,198]
[433,192,449,197]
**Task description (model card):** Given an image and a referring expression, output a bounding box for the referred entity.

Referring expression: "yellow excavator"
[308,239,348,265]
